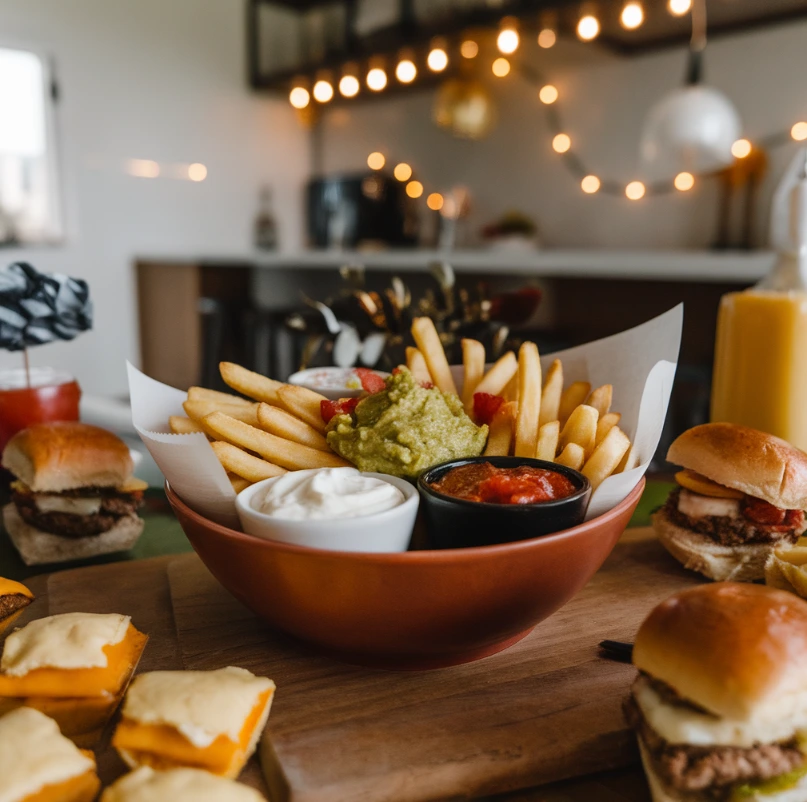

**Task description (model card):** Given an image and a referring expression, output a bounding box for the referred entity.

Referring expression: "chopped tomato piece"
[320,397,360,424]
[473,393,504,426]
[742,497,787,526]
[354,368,386,394]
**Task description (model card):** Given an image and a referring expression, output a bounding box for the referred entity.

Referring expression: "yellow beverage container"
[711,151,807,451]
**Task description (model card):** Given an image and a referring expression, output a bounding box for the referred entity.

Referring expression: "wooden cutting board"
[166,530,702,802]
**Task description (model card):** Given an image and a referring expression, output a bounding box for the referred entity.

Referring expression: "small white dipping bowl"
[287,367,389,400]
[235,472,418,553]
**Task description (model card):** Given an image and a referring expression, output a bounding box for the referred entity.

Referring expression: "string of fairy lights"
[288,0,807,204]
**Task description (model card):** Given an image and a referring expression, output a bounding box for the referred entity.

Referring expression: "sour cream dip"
[254,467,405,521]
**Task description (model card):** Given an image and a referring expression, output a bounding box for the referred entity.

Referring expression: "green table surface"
[0,481,675,583]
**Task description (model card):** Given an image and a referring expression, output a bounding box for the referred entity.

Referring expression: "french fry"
[595,412,622,446]
[276,385,329,434]
[558,404,599,457]
[616,443,640,473]
[169,416,205,435]
[535,420,560,462]
[503,374,519,403]
[411,317,458,395]
[472,351,518,398]
[187,386,252,407]
[461,339,486,410]
[539,359,563,426]
[212,441,287,483]
[586,385,613,418]
[484,402,516,457]
[183,399,259,427]
[514,342,542,458]
[220,362,283,405]
[558,382,591,427]
[582,426,631,490]
[257,403,330,452]
[406,347,432,386]
[203,412,349,471]
[228,473,252,494]
[555,443,585,471]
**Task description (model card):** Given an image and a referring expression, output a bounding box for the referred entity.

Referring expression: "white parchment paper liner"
[128,304,682,527]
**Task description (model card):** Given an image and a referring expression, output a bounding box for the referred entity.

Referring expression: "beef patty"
[663,488,806,547]
[12,489,143,538]
[625,679,806,797]
[0,592,31,621]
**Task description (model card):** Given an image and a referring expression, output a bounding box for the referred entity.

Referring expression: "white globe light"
[640,85,742,180]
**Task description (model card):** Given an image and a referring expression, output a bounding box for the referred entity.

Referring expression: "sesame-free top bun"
[667,423,807,510]
[634,583,807,721]
[2,421,134,492]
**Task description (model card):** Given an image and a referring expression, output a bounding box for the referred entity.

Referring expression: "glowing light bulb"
[668,0,692,15]
[621,2,644,29]
[497,28,519,55]
[427,48,448,72]
[577,15,600,41]
[460,40,478,59]
[395,59,417,83]
[188,163,207,182]
[539,85,559,105]
[406,180,423,199]
[339,75,359,97]
[492,58,510,77]
[626,181,646,200]
[289,87,310,109]
[367,68,387,91]
[792,122,807,141]
[552,133,571,153]
[367,152,385,170]
[393,163,412,182]
[313,80,333,103]
[538,28,557,48]
[427,193,444,211]
[581,175,600,194]
[674,172,695,191]
[731,138,752,159]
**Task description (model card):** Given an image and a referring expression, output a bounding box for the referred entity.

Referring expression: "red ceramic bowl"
[166,479,644,670]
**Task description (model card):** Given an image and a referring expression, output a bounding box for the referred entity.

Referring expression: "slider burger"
[2,421,147,565]
[652,423,807,581]
[626,583,807,802]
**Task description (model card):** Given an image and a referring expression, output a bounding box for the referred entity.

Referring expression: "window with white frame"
[0,46,62,245]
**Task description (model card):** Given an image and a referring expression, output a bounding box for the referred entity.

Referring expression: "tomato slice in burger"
[742,497,787,526]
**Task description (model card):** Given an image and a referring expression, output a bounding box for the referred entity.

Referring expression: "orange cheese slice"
[0,624,147,699]
[0,577,34,636]
[23,765,100,802]
[0,577,34,599]
[113,689,272,779]
[675,469,744,500]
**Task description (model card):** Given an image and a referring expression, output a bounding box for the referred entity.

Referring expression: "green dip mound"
[326,367,488,479]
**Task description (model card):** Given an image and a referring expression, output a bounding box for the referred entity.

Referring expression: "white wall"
[0,0,309,396]
[319,19,807,250]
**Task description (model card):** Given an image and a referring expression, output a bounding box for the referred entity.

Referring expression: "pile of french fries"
[408,317,638,491]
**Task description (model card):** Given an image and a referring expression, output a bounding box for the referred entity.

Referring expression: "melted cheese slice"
[0,707,98,802]
[0,618,147,698]
[677,488,740,519]
[101,766,267,802]
[0,578,33,600]
[33,496,102,516]
[675,469,743,499]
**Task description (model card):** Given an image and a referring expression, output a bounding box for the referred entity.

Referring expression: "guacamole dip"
[326,367,488,479]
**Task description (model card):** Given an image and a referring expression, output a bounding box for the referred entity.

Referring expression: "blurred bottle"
[254,186,278,250]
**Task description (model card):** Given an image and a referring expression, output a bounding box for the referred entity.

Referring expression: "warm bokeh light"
[188,163,207,182]
[460,40,478,59]
[674,171,695,191]
[552,133,571,153]
[538,28,557,48]
[406,180,424,199]
[625,181,646,200]
[539,84,559,104]
[577,15,600,41]
[367,152,385,170]
[731,138,752,159]
[497,28,520,55]
[313,80,333,103]
[621,2,644,29]
[427,192,444,211]
[492,58,511,77]
[395,59,417,83]
[792,122,807,141]
[339,75,359,98]
[289,87,310,109]
[581,175,600,194]
[127,159,160,178]
[394,162,413,182]
[668,0,692,15]
[427,48,448,72]
[367,67,388,91]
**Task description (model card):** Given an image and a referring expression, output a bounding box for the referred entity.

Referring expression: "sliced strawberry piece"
[742,497,787,526]
[320,397,361,424]
[354,368,386,394]
[473,392,504,426]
